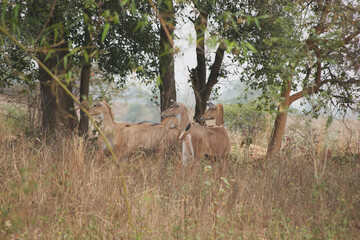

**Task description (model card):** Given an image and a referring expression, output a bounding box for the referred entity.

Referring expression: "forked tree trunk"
[158,0,176,115]
[190,10,226,124]
[267,80,292,157]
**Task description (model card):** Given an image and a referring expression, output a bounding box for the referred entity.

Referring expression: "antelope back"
[121,123,178,154]
[161,117,179,128]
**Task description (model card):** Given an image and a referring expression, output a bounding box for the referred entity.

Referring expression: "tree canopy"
[0,0,359,153]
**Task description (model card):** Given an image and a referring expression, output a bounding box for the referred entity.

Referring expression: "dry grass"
[0,120,360,239]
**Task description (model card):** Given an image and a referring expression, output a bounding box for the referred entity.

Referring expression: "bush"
[224,101,268,145]
[0,103,25,135]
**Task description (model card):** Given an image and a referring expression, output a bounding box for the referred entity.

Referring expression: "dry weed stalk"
[0,118,360,239]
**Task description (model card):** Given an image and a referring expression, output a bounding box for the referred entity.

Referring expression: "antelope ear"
[171,99,180,107]
[207,102,216,109]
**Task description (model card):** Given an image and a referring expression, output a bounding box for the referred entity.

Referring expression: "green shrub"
[224,101,268,145]
[0,103,25,135]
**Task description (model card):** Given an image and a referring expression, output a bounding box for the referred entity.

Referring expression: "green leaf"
[101,10,110,18]
[1,6,5,26]
[64,55,68,68]
[254,18,260,28]
[113,11,119,24]
[325,115,333,129]
[101,23,110,42]
[66,71,72,85]
[121,0,130,7]
[54,29,58,42]
[44,50,54,62]
[156,75,162,87]
[40,36,46,46]
[220,177,230,187]
[245,42,257,53]
[131,0,136,14]
[83,50,89,64]
[14,5,19,18]
[67,47,79,56]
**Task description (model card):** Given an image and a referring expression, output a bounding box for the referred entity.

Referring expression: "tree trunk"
[78,10,92,136]
[38,51,78,135]
[79,63,90,136]
[267,80,292,157]
[189,10,226,124]
[158,0,176,116]
[37,3,77,136]
[194,97,207,123]
[38,58,57,133]
[192,10,207,124]
[191,44,226,122]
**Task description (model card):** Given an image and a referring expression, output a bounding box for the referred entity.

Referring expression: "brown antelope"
[201,102,225,126]
[161,100,191,133]
[160,116,178,128]
[179,102,230,166]
[89,101,125,155]
[89,101,179,158]
[119,123,179,156]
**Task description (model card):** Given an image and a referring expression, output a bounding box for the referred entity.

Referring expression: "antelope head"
[89,101,106,116]
[161,99,181,118]
[207,101,217,110]
[201,102,225,126]
[89,101,116,121]
[201,102,217,121]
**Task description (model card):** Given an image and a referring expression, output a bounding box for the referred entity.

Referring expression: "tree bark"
[37,2,77,136]
[190,10,226,124]
[158,0,176,115]
[79,63,90,136]
[38,53,77,135]
[78,9,92,136]
[267,80,291,157]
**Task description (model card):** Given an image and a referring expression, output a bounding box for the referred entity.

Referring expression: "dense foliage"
[224,102,268,145]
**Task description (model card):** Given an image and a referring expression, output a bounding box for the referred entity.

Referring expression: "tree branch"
[188,67,202,103]
[203,42,226,100]
[289,77,360,104]
[344,30,360,45]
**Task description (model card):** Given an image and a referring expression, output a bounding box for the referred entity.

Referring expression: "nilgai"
[89,101,179,158]
[161,100,191,133]
[201,102,225,126]
[179,102,230,166]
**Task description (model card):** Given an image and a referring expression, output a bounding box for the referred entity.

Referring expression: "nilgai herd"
[89,100,231,167]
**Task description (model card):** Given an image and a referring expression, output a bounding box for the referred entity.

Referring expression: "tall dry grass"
[0,119,359,239]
